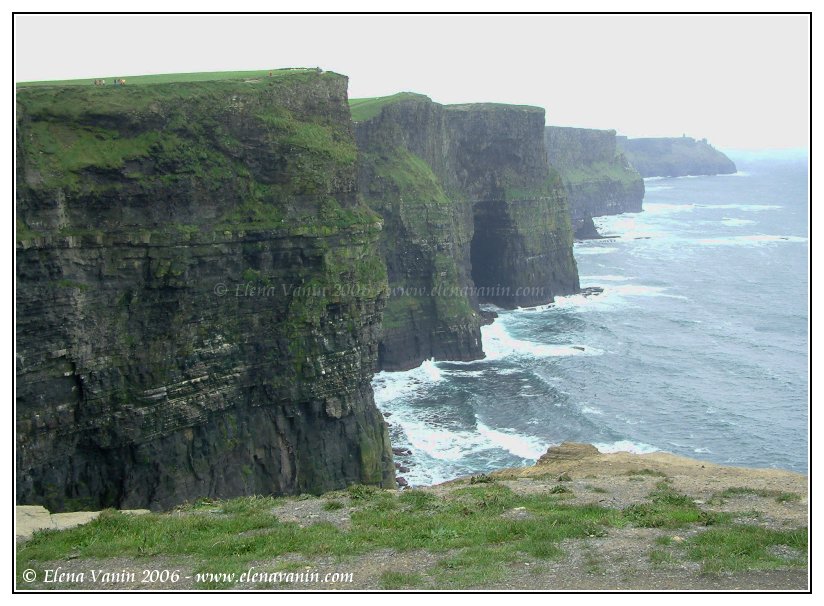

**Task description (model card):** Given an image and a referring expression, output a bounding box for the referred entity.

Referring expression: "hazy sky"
[14,13,810,149]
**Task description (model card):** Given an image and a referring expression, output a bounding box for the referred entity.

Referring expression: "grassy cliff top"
[446,102,544,113]
[16,68,329,88]
[15,445,807,590]
[348,92,431,122]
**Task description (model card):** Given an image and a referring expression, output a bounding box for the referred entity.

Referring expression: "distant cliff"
[545,127,644,232]
[16,71,394,511]
[353,95,580,371]
[617,136,737,177]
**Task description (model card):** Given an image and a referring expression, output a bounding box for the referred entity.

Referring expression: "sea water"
[372,150,809,486]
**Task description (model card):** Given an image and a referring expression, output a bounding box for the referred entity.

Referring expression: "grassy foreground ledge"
[16,444,808,590]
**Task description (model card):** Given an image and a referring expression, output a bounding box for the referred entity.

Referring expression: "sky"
[13,13,811,149]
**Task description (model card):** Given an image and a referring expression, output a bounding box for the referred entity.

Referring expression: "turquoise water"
[372,151,809,486]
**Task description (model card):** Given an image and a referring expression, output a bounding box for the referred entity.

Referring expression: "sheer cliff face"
[616,136,737,177]
[354,96,483,371]
[16,72,394,512]
[354,98,579,370]
[545,127,644,225]
[449,106,579,308]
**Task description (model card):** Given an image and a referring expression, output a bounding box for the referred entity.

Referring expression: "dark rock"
[15,71,395,512]
[396,476,409,488]
[574,215,603,240]
[398,465,410,473]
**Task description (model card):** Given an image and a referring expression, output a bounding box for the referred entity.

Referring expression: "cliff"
[353,95,579,370]
[16,70,395,511]
[616,136,737,177]
[545,126,644,230]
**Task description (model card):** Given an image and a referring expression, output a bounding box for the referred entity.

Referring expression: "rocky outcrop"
[16,71,394,511]
[545,126,644,229]
[536,442,600,464]
[353,96,580,369]
[616,136,737,177]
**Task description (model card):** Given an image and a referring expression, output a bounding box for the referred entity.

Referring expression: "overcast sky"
[14,13,810,149]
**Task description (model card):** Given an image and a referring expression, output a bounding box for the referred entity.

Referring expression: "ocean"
[372,150,809,486]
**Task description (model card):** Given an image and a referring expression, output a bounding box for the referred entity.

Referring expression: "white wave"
[593,211,673,240]
[717,171,750,177]
[721,217,756,227]
[385,411,546,469]
[372,358,443,406]
[574,246,618,255]
[476,421,547,460]
[696,203,781,212]
[581,406,604,416]
[481,319,601,360]
[693,447,712,454]
[593,440,660,454]
[645,185,674,191]
[643,176,667,182]
[642,202,696,215]
[697,234,807,246]
[550,283,687,312]
[579,274,633,284]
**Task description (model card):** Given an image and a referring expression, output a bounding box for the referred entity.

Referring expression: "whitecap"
[642,203,696,215]
[720,217,756,227]
[475,421,547,460]
[581,406,604,416]
[579,274,633,283]
[372,358,443,406]
[551,284,687,312]
[574,247,618,255]
[697,234,807,246]
[593,440,660,454]
[696,203,781,212]
[481,319,601,360]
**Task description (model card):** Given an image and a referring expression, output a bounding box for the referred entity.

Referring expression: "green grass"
[708,487,802,505]
[649,548,676,567]
[348,92,430,122]
[625,468,668,478]
[683,525,807,574]
[17,68,322,88]
[17,482,806,589]
[622,483,730,529]
[17,484,621,589]
[379,571,425,589]
[586,486,609,494]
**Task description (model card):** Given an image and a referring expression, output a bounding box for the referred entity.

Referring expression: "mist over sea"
[372,150,809,486]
